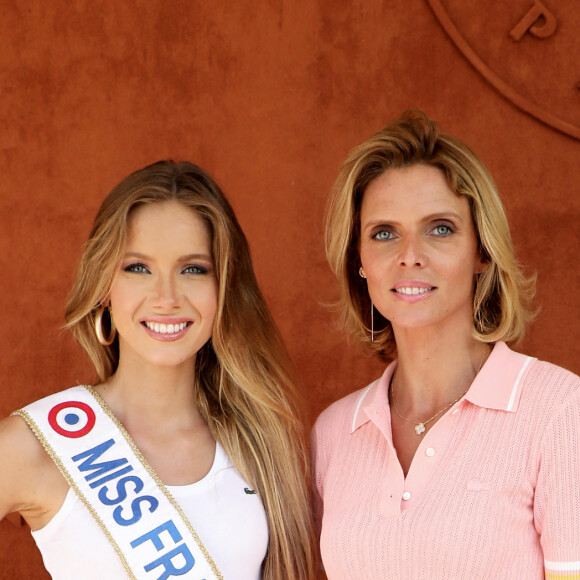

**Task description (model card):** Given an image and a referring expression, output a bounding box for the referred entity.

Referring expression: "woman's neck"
[391,325,490,417]
[95,356,204,432]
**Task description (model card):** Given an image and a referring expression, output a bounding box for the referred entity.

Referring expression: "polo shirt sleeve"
[534,383,580,579]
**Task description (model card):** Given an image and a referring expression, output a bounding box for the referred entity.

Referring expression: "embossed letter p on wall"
[510,0,557,41]
[426,0,580,140]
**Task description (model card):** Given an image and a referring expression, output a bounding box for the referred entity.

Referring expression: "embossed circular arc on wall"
[426,0,580,140]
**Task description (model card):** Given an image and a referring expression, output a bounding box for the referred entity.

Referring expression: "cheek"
[443,259,480,303]
[109,281,137,309]
[195,283,219,318]
[108,280,149,324]
[359,239,374,265]
[108,286,129,314]
[204,297,218,321]
[360,243,392,275]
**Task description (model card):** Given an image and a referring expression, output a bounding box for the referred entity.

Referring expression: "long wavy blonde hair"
[65,161,316,579]
[326,110,536,360]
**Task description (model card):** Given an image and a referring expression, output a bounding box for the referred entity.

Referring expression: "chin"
[390,314,446,332]
[143,352,197,369]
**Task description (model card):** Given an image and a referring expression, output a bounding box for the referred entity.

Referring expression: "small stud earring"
[359,267,366,278]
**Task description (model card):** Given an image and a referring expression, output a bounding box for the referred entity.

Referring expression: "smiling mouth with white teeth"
[143,321,190,334]
[394,287,434,295]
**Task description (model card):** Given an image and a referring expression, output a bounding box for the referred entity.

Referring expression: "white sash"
[14,386,223,580]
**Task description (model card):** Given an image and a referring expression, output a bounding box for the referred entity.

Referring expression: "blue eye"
[432,225,452,236]
[374,230,395,241]
[124,262,149,274]
[182,264,208,275]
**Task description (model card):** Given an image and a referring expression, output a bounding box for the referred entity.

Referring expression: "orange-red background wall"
[1,1,578,575]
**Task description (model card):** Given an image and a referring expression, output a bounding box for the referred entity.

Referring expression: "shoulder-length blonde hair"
[326,110,536,360]
[65,160,316,579]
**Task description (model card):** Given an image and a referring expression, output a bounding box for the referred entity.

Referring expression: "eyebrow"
[122,252,213,262]
[362,211,464,230]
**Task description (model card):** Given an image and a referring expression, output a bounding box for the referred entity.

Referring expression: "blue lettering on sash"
[131,520,195,578]
[71,439,197,576]
[98,475,144,505]
[89,464,134,489]
[144,544,196,579]
[71,439,158,526]
[114,495,159,526]
[72,439,130,482]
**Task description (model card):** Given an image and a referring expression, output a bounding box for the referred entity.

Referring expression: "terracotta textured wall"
[1,0,578,575]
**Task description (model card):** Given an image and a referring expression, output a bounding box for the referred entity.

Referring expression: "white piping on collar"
[506,356,534,412]
[351,383,375,433]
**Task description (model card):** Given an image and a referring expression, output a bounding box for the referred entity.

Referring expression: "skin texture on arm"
[0,415,68,530]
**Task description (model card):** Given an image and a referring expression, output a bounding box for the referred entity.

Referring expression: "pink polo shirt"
[311,342,580,579]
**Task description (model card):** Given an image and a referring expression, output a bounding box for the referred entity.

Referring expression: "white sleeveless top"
[32,443,268,579]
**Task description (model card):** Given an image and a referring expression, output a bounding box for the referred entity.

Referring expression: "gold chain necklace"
[391,348,488,436]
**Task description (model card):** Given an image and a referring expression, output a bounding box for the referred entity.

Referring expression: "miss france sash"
[13,386,223,580]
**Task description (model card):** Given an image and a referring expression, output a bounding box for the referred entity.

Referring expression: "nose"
[398,235,425,268]
[153,273,180,309]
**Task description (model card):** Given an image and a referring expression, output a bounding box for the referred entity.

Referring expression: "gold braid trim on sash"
[14,385,224,580]
[13,408,136,580]
[86,386,223,580]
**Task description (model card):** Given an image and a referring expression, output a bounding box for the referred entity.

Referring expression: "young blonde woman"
[0,161,316,579]
[312,111,580,579]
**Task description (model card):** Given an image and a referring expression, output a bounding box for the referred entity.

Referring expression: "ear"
[474,255,488,276]
[97,298,111,310]
[101,288,113,309]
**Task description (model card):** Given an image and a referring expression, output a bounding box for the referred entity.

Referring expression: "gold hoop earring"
[95,306,116,346]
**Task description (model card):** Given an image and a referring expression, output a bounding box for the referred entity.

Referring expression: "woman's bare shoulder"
[0,414,68,526]
[0,413,47,468]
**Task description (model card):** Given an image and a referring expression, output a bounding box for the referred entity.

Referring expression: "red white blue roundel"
[48,401,96,438]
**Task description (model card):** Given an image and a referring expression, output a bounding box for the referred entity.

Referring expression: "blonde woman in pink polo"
[312,110,580,579]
